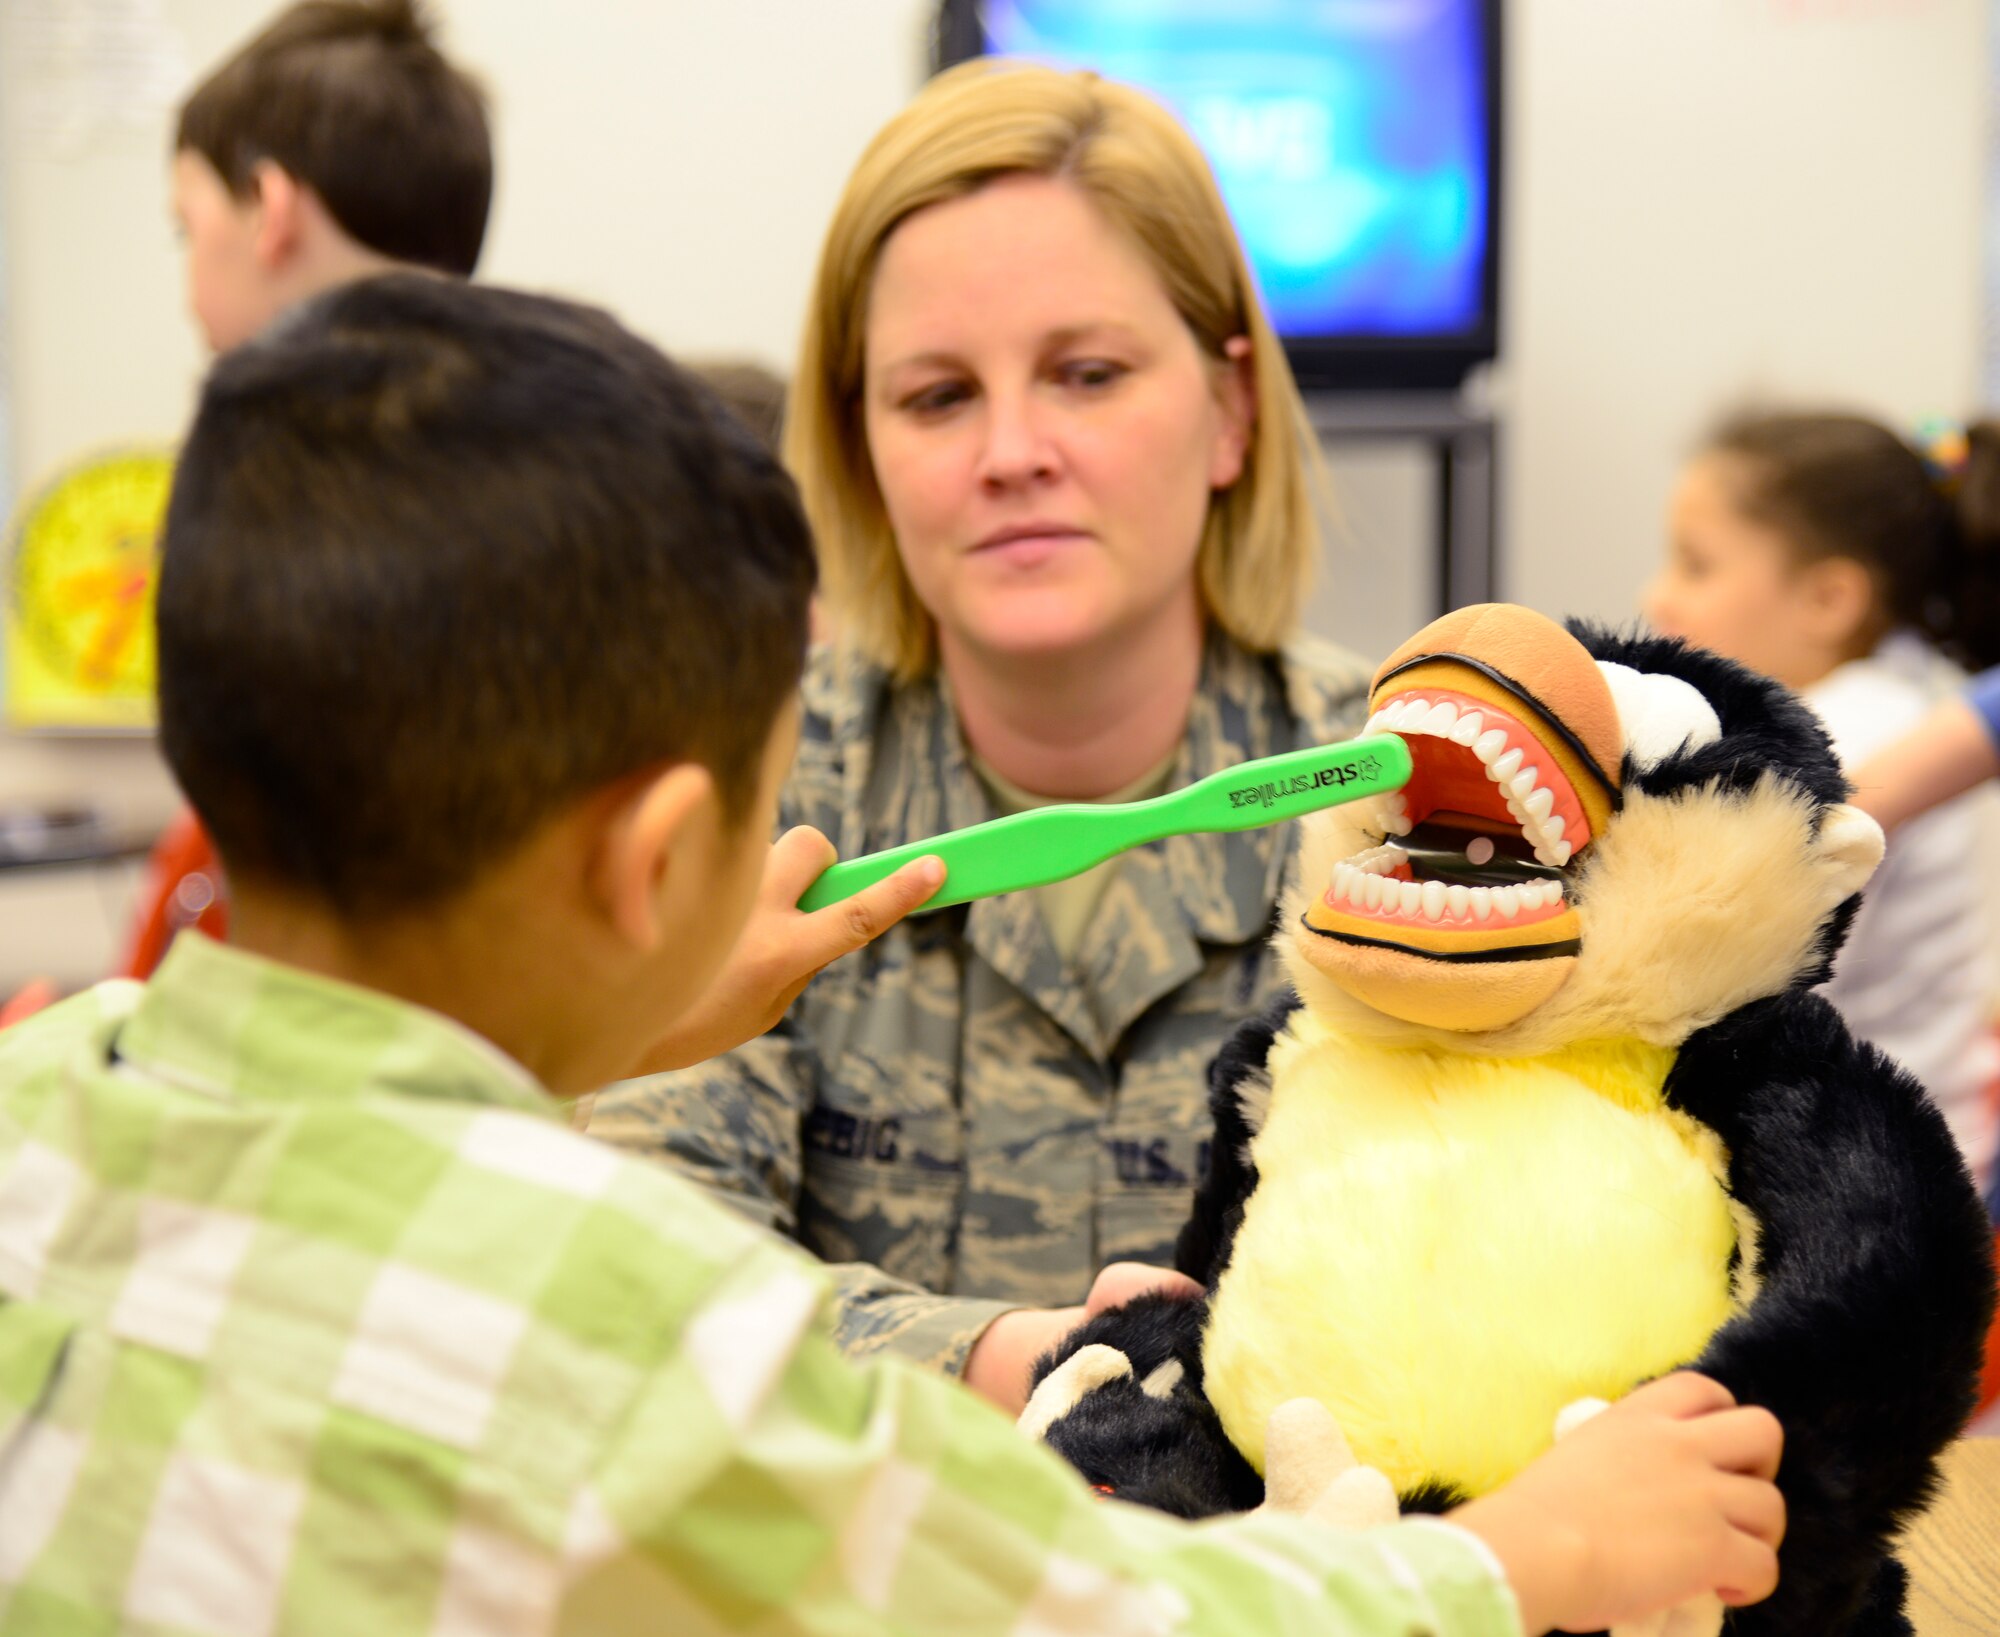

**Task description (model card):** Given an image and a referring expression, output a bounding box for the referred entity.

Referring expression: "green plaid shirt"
[0,934,1518,1636]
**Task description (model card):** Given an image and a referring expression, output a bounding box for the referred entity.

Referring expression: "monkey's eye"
[1597,662,1720,772]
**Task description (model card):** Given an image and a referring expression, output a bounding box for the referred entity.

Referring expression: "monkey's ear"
[1018,1345,1133,1441]
[1812,804,1884,906]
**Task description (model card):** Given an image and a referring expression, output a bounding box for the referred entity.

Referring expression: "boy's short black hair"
[158,274,816,918]
[176,0,491,277]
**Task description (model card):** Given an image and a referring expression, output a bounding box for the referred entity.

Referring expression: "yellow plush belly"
[1204,1025,1739,1499]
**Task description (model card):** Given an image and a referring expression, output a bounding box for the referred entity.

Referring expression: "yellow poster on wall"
[4,448,174,731]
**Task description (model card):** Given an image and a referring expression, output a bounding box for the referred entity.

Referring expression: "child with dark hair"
[1646,410,2000,1194]
[687,359,788,455]
[172,0,491,351]
[108,0,498,979]
[0,275,1785,1635]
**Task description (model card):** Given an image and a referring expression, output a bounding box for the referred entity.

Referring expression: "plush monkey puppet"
[1026,605,1996,1637]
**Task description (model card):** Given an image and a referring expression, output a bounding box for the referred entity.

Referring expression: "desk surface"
[1906,1438,1999,1637]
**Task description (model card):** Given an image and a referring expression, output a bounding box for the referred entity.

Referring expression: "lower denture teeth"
[1493,886,1521,918]
[1397,881,1422,916]
[1363,875,1385,910]
[1446,883,1471,918]
[1421,880,1446,920]
[1472,891,1491,921]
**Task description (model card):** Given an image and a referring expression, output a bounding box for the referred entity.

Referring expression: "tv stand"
[1305,392,1499,617]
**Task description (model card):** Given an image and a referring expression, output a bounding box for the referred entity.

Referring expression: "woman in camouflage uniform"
[593,60,1374,1411]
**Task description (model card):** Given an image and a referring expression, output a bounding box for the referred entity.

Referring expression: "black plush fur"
[1667,993,1995,1635]
[1172,991,1300,1286]
[1025,620,1995,1636]
[1033,1294,1263,1517]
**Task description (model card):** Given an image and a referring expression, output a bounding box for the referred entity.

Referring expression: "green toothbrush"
[796,733,1412,914]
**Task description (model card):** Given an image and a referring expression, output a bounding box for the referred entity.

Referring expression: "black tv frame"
[930,0,1504,396]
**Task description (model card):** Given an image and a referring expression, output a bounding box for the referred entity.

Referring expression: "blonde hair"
[787,58,1323,679]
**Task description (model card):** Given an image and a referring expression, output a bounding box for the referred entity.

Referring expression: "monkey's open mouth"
[1303,662,1617,961]
[1327,687,1588,929]
[1295,608,1623,1024]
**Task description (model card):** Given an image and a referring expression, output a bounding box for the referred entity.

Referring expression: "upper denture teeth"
[1474,729,1508,762]
[1550,840,1573,867]
[1523,787,1555,822]
[1491,747,1524,783]
[1418,702,1458,736]
[1392,698,1428,728]
[1509,767,1538,800]
[1449,712,1483,746]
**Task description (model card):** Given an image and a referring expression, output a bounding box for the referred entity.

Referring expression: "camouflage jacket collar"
[826,631,1363,1062]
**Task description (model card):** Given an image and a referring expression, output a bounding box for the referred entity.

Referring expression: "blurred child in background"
[688,359,787,454]
[1646,411,2000,1195]
[130,0,492,971]
[172,0,489,352]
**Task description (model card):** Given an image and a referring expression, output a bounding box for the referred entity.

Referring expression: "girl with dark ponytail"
[1647,410,2000,1202]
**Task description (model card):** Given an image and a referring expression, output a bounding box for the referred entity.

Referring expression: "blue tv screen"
[939,0,1500,391]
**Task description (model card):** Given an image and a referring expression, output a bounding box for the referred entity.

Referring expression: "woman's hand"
[631,826,942,1076]
[963,1262,1204,1416]
[1450,1372,1785,1635]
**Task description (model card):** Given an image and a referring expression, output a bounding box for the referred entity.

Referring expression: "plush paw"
[1554,1395,1610,1440]
[1555,1398,1723,1637]
[1256,1397,1400,1530]
[1018,1343,1133,1441]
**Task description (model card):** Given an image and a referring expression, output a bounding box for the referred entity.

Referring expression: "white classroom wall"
[0,0,1987,985]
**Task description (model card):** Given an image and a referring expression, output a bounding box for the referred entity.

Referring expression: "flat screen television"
[934,0,1502,394]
